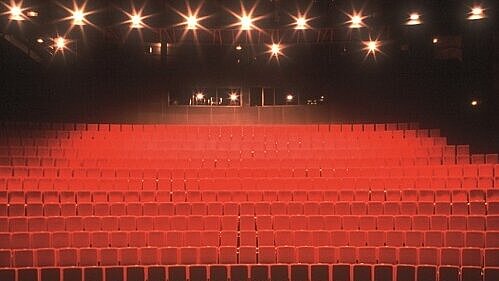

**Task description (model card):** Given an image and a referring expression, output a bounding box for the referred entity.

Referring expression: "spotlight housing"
[72,10,85,25]
[295,17,307,30]
[54,37,66,51]
[229,93,239,102]
[406,12,422,25]
[26,11,37,17]
[186,15,198,30]
[468,6,485,20]
[286,94,294,102]
[362,38,382,59]
[270,43,280,56]
[195,92,204,101]
[130,14,144,29]
[240,15,252,30]
[9,4,24,21]
[348,13,365,29]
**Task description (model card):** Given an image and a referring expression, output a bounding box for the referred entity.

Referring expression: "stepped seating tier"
[0,123,497,281]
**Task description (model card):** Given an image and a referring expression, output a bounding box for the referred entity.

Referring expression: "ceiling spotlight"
[270,43,281,56]
[54,37,66,50]
[471,100,478,106]
[36,38,44,43]
[366,41,379,52]
[286,94,294,102]
[363,39,381,59]
[72,9,85,25]
[229,93,239,102]
[130,14,143,29]
[295,17,307,30]
[432,37,438,44]
[468,6,485,20]
[240,15,252,30]
[9,4,24,21]
[348,13,365,28]
[406,12,422,25]
[186,15,198,29]
[195,92,204,101]
[26,11,37,17]
[235,45,242,51]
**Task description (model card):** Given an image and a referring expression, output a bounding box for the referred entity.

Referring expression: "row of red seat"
[2,177,497,191]
[0,122,422,133]
[0,137,447,148]
[1,263,497,281]
[0,130,448,141]
[1,141,455,157]
[2,215,498,232]
[1,246,498,268]
[0,137,451,149]
[3,131,440,141]
[3,201,499,217]
[5,157,489,170]
[2,165,497,178]
[2,229,497,248]
[3,189,497,203]
[0,139,464,152]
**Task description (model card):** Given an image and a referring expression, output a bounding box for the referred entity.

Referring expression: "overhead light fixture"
[240,15,252,30]
[130,14,144,29]
[406,12,422,25]
[270,43,280,56]
[26,11,37,17]
[286,94,294,102]
[54,37,67,51]
[363,38,382,59]
[366,40,379,53]
[195,92,204,101]
[432,37,438,44]
[468,6,485,20]
[229,93,239,102]
[36,38,44,43]
[348,12,366,28]
[295,17,308,30]
[8,3,24,21]
[72,9,85,25]
[235,45,242,51]
[186,15,198,29]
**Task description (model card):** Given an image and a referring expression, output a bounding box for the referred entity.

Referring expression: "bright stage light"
[36,38,43,43]
[186,15,198,29]
[9,4,24,21]
[295,17,307,30]
[367,41,378,52]
[363,39,381,59]
[240,15,252,30]
[229,93,238,102]
[195,93,204,101]
[471,100,478,106]
[347,12,366,29]
[26,11,37,17]
[54,37,66,50]
[270,43,280,56]
[432,37,438,44]
[286,94,294,102]
[72,9,85,25]
[130,14,143,29]
[468,6,485,20]
[406,13,422,25]
[235,45,242,51]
